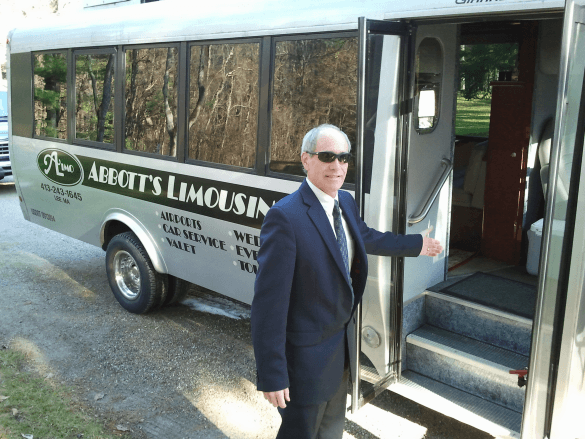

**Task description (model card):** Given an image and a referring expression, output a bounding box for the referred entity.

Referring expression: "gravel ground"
[0,177,493,439]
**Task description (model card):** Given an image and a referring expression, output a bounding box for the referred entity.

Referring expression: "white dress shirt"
[306,178,355,275]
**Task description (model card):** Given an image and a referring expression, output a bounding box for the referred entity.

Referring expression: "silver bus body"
[7,0,585,437]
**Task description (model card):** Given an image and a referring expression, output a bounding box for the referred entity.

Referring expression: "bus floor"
[446,253,538,287]
[429,250,538,320]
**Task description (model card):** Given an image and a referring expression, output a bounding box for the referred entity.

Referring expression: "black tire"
[164,275,190,306]
[105,231,168,314]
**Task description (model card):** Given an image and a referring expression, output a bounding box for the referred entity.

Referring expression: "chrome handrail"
[408,158,453,226]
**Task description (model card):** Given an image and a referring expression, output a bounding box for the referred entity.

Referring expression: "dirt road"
[0,178,492,439]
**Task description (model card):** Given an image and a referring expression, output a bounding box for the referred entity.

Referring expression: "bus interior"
[380,13,566,438]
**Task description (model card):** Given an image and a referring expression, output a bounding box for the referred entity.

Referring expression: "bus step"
[425,291,533,356]
[389,370,521,439]
[406,325,528,412]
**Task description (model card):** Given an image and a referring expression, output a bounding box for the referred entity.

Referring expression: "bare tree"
[162,48,177,157]
[87,54,115,142]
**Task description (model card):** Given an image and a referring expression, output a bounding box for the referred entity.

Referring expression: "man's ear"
[301,152,310,172]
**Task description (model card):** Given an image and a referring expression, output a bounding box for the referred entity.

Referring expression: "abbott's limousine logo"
[37,149,84,186]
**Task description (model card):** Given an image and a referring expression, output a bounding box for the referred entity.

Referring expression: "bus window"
[270,36,357,182]
[75,50,116,145]
[415,38,443,134]
[124,46,179,157]
[188,42,260,168]
[33,52,67,140]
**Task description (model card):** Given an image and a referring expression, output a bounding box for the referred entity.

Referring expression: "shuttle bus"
[6,0,585,437]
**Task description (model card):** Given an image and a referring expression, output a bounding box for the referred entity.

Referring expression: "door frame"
[351,16,414,413]
[522,0,585,436]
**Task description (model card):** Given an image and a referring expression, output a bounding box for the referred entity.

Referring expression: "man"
[251,124,442,439]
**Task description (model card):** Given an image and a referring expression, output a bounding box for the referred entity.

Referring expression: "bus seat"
[538,118,554,198]
[538,118,572,220]
[452,141,488,209]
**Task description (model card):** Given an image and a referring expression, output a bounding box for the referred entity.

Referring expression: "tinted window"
[188,42,259,168]
[75,52,116,144]
[34,53,67,139]
[270,37,357,181]
[125,47,179,156]
[415,38,443,134]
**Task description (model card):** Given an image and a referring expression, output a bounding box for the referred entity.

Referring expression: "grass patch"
[455,95,492,137]
[0,348,127,439]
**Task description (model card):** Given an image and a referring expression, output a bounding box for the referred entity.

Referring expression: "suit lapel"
[300,181,351,284]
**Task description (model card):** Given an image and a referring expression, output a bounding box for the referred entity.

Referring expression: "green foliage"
[39,124,59,138]
[76,55,111,81]
[34,88,61,110]
[455,95,491,137]
[34,54,67,84]
[459,43,518,100]
[0,349,127,439]
[145,91,164,115]
[34,53,67,138]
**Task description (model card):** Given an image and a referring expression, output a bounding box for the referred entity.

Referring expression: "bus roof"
[8,0,564,54]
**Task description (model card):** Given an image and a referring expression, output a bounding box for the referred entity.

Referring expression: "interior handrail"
[408,158,453,226]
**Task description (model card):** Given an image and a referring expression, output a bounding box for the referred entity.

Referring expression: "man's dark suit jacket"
[251,180,422,405]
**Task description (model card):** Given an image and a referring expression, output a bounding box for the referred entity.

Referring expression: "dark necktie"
[333,200,349,276]
[333,200,354,305]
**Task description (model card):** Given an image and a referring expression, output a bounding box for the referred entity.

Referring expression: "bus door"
[351,17,411,412]
[522,0,585,436]
[352,19,455,412]
[401,23,456,309]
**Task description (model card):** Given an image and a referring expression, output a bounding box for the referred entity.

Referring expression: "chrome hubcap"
[113,250,141,300]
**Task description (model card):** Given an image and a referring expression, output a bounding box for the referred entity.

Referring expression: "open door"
[522,0,585,436]
[352,20,456,413]
[351,17,413,412]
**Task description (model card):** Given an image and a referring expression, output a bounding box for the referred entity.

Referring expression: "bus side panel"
[145,205,263,305]
[10,53,33,139]
[9,52,34,220]
[12,137,104,249]
[14,138,299,305]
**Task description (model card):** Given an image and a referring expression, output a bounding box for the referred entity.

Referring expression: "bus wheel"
[105,231,167,314]
[164,276,190,306]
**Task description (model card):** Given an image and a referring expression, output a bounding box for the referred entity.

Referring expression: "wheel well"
[102,220,132,250]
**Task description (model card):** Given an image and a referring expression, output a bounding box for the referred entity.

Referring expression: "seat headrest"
[538,118,555,167]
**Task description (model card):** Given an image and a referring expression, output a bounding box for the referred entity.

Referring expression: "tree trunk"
[96,54,115,143]
[162,48,176,157]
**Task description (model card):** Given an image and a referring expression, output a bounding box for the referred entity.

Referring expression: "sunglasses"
[307,151,353,164]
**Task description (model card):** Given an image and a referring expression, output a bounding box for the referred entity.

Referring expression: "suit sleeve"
[251,206,296,393]
[346,194,423,257]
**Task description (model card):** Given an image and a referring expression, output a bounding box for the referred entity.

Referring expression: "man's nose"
[329,158,344,169]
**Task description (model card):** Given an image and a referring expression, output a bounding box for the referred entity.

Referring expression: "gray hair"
[300,124,351,158]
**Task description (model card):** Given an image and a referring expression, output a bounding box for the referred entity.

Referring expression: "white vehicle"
[0,90,10,180]
[6,0,585,437]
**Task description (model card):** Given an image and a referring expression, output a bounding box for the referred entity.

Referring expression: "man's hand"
[263,389,290,408]
[419,226,443,257]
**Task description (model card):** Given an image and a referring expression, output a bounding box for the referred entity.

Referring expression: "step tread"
[426,290,533,326]
[424,292,532,357]
[408,325,529,372]
[389,370,521,438]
